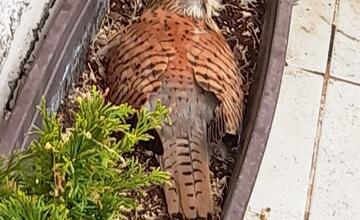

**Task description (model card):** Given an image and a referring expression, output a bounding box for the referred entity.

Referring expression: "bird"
[100,0,245,219]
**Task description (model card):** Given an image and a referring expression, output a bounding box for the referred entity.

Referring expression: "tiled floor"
[309,79,360,220]
[244,0,360,219]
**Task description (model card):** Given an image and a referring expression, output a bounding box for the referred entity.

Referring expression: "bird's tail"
[159,118,213,219]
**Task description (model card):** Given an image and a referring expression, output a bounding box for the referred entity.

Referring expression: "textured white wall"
[0,0,29,71]
[0,0,49,118]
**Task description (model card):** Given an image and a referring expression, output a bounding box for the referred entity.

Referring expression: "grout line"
[285,65,324,76]
[285,65,360,87]
[336,28,360,43]
[284,61,324,75]
[330,75,360,87]
[303,0,341,219]
[298,68,324,77]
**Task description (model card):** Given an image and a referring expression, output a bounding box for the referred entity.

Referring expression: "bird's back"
[105,4,244,219]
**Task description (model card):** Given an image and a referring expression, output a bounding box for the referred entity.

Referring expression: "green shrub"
[0,87,169,220]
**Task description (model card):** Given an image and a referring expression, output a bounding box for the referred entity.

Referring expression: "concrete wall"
[0,0,50,119]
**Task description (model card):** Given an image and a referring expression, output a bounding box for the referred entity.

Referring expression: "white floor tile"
[334,0,360,39]
[244,67,323,220]
[309,79,360,220]
[331,0,360,83]
[286,0,335,73]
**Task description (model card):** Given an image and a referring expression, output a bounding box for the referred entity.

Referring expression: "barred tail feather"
[159,120,213,219]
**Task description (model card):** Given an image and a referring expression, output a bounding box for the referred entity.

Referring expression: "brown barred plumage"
[102,0,244,219]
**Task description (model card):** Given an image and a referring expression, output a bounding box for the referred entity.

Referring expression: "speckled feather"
[103,1,245,218]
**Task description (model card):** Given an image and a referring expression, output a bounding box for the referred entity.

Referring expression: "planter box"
[0,0,292,219]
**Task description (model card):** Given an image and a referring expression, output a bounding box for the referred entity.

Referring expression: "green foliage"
[0,87,169,219]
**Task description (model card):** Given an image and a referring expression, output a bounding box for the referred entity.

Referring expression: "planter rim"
[222,0,293,219]
[0,0,106,152]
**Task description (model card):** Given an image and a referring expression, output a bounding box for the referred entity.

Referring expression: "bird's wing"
[188,29,245,143]
[105,12,175,109]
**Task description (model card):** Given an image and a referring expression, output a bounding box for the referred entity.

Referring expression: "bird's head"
[174,0,222,18]
[155,0,223,31]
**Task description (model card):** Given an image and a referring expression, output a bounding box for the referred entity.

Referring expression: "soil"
[58,0,266,219]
